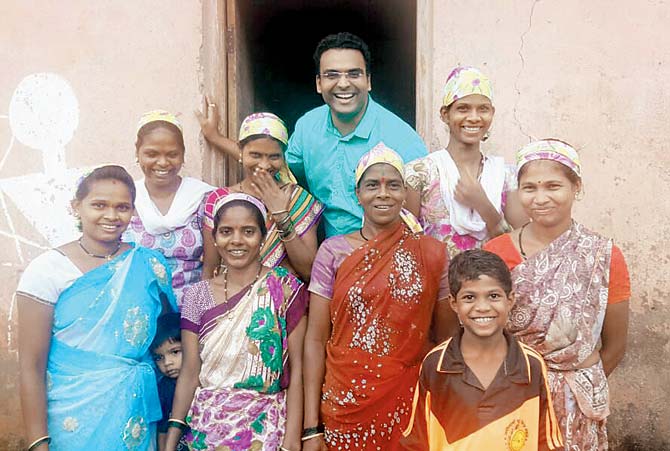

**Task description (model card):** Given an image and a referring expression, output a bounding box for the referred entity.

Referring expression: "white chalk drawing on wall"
[2,73,88,353]
[1,72,85,264]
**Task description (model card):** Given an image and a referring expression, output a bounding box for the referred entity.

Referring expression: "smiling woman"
[165,193,308,451]
[302,143,457,451]
[123,110,214,306]
[16,165,177,450]
[484,139,631,450]
[200,112,324,282]
[404,66,527,256]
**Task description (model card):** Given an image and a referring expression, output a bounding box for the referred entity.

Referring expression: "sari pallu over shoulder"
[47,245,177,451]
[262,185,324,268]
[323,222,445,450]
[508,221,612,422]
[184,268,307,450]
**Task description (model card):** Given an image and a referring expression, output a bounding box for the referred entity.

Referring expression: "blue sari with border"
[46,244,177,450]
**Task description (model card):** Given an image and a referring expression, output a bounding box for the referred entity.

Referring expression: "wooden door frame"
[201,0,433,185]
[416,0,434,149]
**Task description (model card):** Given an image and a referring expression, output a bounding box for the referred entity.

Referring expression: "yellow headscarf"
[516,139,582,177]
[442,66,493,107]
[136,110,183,134]
[355,142,423,233]
[239,112,288,144]
[239,112,295,184]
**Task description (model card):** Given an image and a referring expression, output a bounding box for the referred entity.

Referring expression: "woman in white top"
[123,110,214,305]
[404,66,526,256]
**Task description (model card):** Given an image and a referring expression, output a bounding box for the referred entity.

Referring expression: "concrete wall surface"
[422,0,669,449]
[0,1,204,448]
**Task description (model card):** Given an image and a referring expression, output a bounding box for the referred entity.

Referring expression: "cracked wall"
[0,2,204,448]
[427,0,670,448]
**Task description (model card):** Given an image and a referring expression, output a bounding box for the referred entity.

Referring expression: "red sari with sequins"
[322,221,446,451]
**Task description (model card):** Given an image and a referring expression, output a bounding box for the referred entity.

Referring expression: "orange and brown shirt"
[401,330,562,451]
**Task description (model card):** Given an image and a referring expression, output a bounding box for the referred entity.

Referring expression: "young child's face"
[152,339,183,379]
[450,275,514,339]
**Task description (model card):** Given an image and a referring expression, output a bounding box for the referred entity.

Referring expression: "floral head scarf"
[517,139,582,178]
[355,142,405,185]
[136,110,183,134]
[239,112,289,145]
[239,112,295,184]
[355,142,423,233]
[442,66,493,107]
[211,192,268,221]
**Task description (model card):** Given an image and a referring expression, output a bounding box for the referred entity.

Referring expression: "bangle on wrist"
[301,432,324,442]
[271,210,289,216]
[302,424,325,437]
[280,230,297,242]
[167,418,188,431]
[276,214,292,225]
[278,223,294,235]
[27,436,51,450]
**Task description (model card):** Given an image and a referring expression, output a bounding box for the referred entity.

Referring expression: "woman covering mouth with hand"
[124,110,214,306]
[197,110,324,282]
[404,66,526,256]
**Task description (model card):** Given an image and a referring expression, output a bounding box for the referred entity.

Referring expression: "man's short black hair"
[313,32,372,75]
[448,249,513,296]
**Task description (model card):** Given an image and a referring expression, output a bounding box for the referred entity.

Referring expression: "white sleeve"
[16,250,81,306]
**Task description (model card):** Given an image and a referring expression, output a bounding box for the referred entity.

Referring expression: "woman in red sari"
[303,143,457,451]
[484,139,630,451]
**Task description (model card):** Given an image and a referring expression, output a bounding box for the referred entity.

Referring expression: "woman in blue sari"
[17,165,177,451]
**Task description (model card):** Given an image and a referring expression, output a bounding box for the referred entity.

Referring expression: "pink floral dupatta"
[507,222,613,423]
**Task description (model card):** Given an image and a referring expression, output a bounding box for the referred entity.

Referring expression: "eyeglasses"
[320,69,366,81]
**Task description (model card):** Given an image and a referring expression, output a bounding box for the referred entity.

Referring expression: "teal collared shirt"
[286,96,428,237]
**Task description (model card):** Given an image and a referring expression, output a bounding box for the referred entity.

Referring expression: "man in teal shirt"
[286,32,428,237]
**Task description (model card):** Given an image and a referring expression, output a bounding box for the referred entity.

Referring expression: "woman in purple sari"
[165,193,307,451]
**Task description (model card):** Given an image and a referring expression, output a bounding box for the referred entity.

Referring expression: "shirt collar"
[326,94,377,140]
[436,329,531,385]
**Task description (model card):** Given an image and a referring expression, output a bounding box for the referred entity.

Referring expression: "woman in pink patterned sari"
[484,139,630,451]
[165,193,307,451]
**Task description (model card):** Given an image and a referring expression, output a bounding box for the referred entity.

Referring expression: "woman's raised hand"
[248,169,291,214]
[194,95,221,142]
[194,96,240,158]
[454,167,488,210]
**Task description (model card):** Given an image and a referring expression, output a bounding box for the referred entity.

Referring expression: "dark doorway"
[236,0,417,134]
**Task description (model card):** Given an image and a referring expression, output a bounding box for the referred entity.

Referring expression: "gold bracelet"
[271,210,289,216]
[301,432,324,442]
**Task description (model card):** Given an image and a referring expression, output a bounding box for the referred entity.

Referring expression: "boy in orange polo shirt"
[402,249,562,450]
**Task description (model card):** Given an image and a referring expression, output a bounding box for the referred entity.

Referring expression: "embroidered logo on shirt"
[505,419,529,451]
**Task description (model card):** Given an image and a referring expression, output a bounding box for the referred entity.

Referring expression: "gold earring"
[238,151,243,165]
[575,191,584,201]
